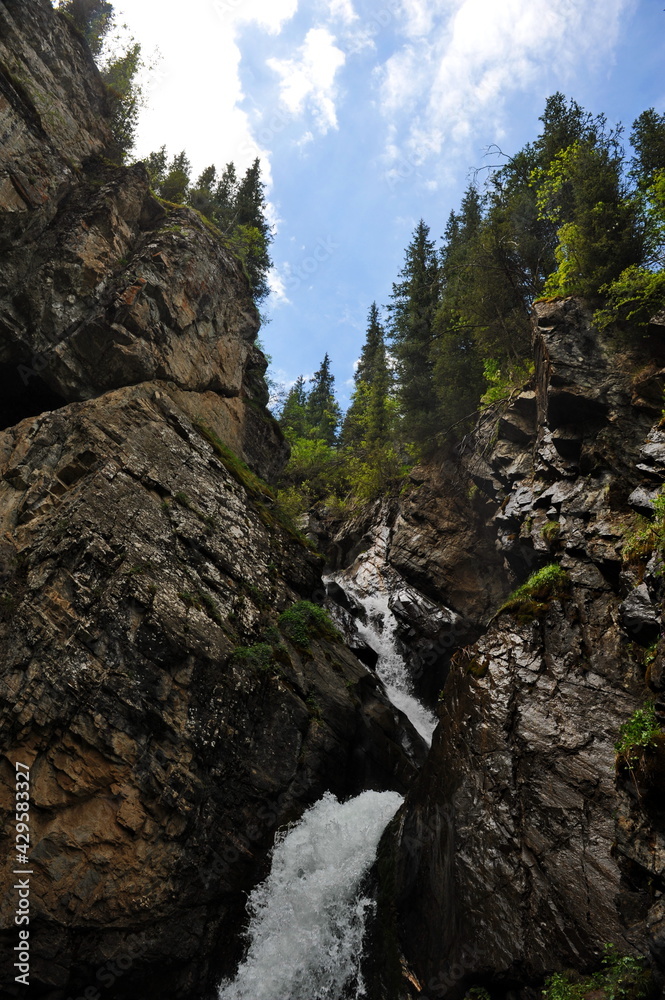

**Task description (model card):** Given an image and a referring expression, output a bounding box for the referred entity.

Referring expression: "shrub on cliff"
[278,602,339,648]
[497,564,570,623]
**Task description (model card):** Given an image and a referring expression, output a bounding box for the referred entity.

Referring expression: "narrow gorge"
[0,3,664,1000]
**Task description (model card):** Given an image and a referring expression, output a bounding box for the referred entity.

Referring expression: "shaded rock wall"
[390,299,665,997]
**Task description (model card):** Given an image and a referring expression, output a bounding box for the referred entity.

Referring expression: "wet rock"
[621,584,661,646]
[629,486,662,519]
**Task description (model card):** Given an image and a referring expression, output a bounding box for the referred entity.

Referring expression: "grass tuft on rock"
[497,563,570,623]
[278,600,340,648]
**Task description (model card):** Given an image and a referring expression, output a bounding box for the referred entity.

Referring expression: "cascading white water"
[218,790,403,1000]
[324,527,438,745]
[352,592,437,745]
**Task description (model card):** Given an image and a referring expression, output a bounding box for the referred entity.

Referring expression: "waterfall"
[218,790,403,1000]
[352,591,437,745]
[324,527,438,746]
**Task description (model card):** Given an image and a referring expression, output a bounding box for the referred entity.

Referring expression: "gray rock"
[620,584,661,645]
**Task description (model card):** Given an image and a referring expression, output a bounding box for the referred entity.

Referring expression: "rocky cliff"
[0,4,423,997]
[354,299,665,998]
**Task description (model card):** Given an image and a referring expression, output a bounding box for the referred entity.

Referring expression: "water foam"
[218,790,403,1000]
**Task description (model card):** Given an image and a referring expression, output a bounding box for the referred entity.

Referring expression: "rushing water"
[217,790,404,1000]
[351,591,437,745]
[324,527,438,745]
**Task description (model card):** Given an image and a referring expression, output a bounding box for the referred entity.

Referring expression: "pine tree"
[159,151,191,204]
[57,0,114,55]
[631,109,665,186]
[307,354,341,445]
[279,376,309,441]
[231,158,273,303]
[342,303,391,447]
[389,220,440,448]
[188,165,218,219]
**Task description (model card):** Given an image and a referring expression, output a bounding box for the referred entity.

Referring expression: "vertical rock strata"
[0,3,422,997]
[392,299,665,996]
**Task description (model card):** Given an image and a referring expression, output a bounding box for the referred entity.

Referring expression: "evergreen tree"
[101,40,142,160]
[159,151,191,204]
[231,158,273,303]
[389,220,440,449]
[144,146,168,189]
[535,139,644,297]
[631,109,665,187]
[213,163,238,230]
[342,303,391,447]
[307,354,341,445]
[57,0,114,55]
[188,165,218,219]
[279,376,309,441]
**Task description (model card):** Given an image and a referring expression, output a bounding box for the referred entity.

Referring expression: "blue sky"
[113,0,664,408]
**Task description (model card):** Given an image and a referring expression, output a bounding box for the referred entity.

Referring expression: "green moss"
[193,420,273,499]
[230,643,274,670]
[177,588,223,626]
[497,564,570,623]
[278,600,339,648]
[178,590,202,611]
[615,701,661,765]
[542,520,561,545]
[623,490,665,568]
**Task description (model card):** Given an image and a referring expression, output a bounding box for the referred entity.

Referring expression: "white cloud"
[268,268,290,306]
[268,28,346,133]
[379,0,633,167]
[117,0,300,187]
[215,0,299,35]
[327,0,358,24]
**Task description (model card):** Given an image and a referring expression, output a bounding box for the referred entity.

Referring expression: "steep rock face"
[0,387,421,998]
[0,0,285,481]
[391,300,665,996]
[0,5,421,997]
[0,0,111,239]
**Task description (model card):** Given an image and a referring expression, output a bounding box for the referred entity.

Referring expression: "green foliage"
[615,702,660,764]
[278,601,339,647]
[342,444,407,502]
[56,0,114,54]
[542,944,653,1000]
[622,490,665,566]
[480,358,535,408]
[389,219,441,450]
[230,643,276,672]
[144,152,272,302]
[306,354,341,445]
[498,564,570,621]
[55,0,143,158]
[631,109,665,188]
[100,40,142,159]
[595,265,665,330]
[534,140,644,298]
[342,303,392,448]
